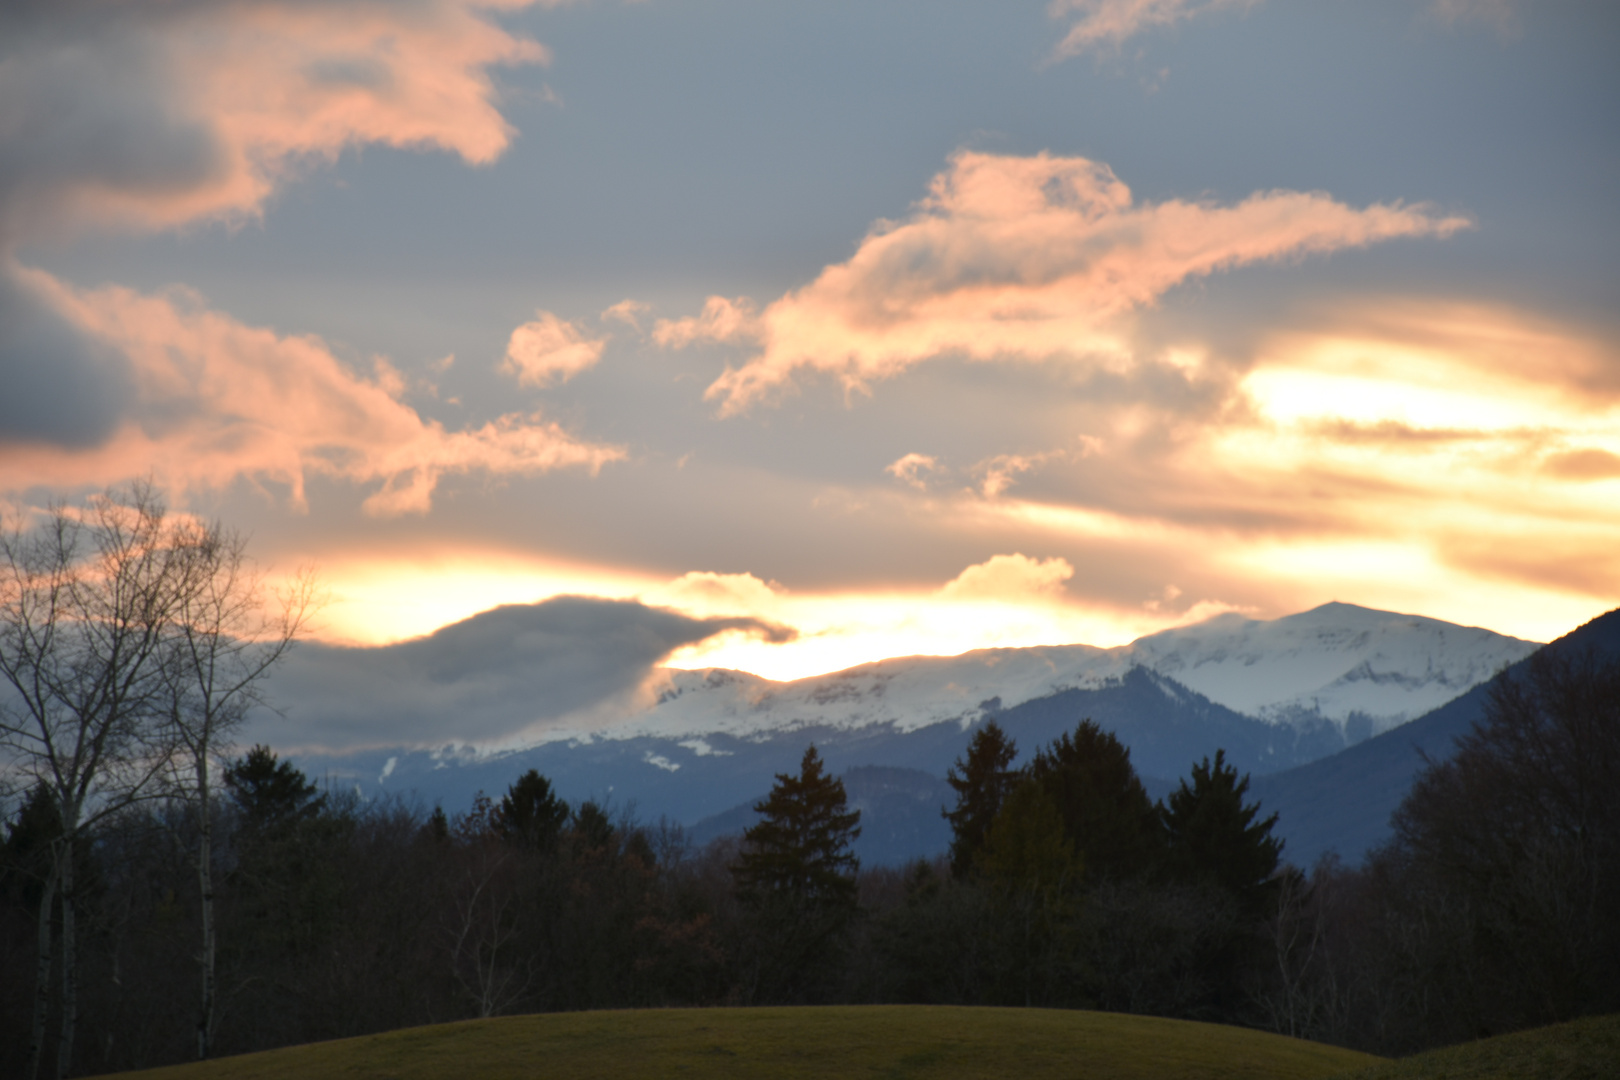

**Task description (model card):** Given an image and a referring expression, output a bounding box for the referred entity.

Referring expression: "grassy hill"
[94,1005,1380,1080]
[1337,1012,1620,1080]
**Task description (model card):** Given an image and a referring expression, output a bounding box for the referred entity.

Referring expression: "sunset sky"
[4,0,1617,690]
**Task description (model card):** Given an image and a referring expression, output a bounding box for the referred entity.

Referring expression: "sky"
[3,0,1618,740]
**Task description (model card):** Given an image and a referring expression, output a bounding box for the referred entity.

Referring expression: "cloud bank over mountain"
[256,596,792,753]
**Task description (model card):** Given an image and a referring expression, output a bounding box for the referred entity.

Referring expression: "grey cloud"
[0,6,226,246]
[0,265,131,447]
[0,3,226,445]
[252,596,793,752]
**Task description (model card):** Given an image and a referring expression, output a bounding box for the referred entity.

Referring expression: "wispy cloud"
[653,296,760,350]
[885,453,941,491]
[1048,0,1260,60]
[1426,0,1521,39]
[684,150,1468,414]
[977,452,1061,498]
[601,299,651,330]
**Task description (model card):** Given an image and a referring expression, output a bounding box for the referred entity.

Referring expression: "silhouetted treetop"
[1030,719,1158,880]
[1160,748,1281,914]
[733,745,862,908]
[945,719,1020,879]
[493,769,569,852]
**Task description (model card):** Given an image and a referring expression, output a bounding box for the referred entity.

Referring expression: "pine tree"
[944,720,1021,878]
[731,745,863,1003]
[1030,719,1158,881]
[733,745,862,907]
[1159,748,1282,914]
[977,779,1087,1007]
[1158,748,1284,1019]
[978,780,1081,894]
[224,744,325,841]
[492,769,569,852]
[223,747,347,959]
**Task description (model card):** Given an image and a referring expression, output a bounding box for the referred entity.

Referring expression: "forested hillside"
[5,627,1617,1076]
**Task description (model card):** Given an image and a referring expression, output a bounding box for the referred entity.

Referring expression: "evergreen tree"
[1030,719,1158,881]
[0,786,62,914]
[731,745,862,1002]
[733,745,862,907]
[569,800,616,853]
[492,769,569,852]
[1154,749,1283,1021]
[1160,748,1282,914]
[978,780,1087,1007]
[978,780,1081,894]
[944,720,1021,878]
[423,805,451,844]
[225,744,324,842]
[223,746,347,959]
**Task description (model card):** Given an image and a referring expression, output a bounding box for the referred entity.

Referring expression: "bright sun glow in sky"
[4,0,1617,735]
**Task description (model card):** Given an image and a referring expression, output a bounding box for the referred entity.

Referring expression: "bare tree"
[157,522,315,1060]
[0,483,190,1080]
[445,796,534,1018]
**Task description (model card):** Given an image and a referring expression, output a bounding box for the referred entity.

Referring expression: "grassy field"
[95,1005,1381,1080]
[1336,1013,1620,1080]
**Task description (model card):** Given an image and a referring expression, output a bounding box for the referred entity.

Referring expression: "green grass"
[93,1005,1381,1080]
[1336,1013,1620,1080]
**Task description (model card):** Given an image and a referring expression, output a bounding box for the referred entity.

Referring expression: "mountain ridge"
[277,602,1555,866]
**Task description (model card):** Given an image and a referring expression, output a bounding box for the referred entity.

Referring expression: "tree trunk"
[196,753,216,1060]
[55,842,76,1080]
[26,855,59,1080]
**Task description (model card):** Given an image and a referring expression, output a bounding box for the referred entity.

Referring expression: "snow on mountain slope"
[1123,602,1540,737]
[614,643,1121,741]
[575,603,1538,746]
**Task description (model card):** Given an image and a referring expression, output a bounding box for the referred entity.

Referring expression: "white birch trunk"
[26,855,59,1080]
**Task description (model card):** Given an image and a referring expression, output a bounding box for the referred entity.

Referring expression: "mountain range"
[281,600,1586,868]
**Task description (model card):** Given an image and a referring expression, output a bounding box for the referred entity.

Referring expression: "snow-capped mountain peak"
[1122,602,1538,736]
[607,602,1537,747]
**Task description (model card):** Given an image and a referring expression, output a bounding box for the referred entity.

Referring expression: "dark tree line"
[1256,646,1620,1052]
[1,645,1615,1076]
[874,719,1282,1018]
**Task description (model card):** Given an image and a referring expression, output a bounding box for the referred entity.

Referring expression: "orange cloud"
[601,299,651,330]
[502,311,607,387]
[1542,448,1620,481]
[939,553,1075,602]
[691,151,1469,413]
[1,0,553,242]
[885,453,941,490]
[977,452,1062,498]
[653,296,760,350]
[1,269,624,515]
[1048,0,1260,59]
[1186,301,1620,605]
